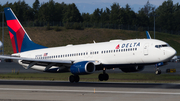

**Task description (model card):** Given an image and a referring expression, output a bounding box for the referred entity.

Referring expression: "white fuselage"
[14,39,176,71]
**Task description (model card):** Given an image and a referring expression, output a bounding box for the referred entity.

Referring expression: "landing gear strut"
[98,68,109,81]
[155,68,161,75]
[69,75,80,83]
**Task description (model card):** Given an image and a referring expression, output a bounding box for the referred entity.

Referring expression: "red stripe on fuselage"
[9,31,17,53]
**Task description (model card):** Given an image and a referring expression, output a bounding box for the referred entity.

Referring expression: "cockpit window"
[162,44,169,47]
[155,44,169,48]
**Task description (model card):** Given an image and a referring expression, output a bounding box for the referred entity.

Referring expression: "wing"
[0,55,101,71]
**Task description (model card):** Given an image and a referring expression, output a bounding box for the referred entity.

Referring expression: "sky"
[0,0,180,14]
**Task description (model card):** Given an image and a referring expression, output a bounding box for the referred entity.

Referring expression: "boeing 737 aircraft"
[0,7,176,83]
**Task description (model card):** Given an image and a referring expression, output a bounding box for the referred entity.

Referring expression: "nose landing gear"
[155,68,161,75]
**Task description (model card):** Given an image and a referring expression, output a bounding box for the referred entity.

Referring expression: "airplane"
[0,7,176,83]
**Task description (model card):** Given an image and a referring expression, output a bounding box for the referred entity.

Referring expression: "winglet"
[146,31,151,39]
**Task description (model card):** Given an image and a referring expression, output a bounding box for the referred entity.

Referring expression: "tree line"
[0,0,180,34]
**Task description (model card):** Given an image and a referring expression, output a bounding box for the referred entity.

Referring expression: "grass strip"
[0,72,179,83]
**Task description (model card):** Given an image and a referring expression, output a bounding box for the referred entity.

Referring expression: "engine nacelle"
[70,61,95,75]
[120,66,144,73]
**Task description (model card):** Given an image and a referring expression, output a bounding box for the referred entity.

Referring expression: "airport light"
[154,15,156,39]
[148,13,157,39]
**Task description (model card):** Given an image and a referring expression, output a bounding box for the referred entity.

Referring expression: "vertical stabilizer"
[4,7,46,53]
[146,31,151,39]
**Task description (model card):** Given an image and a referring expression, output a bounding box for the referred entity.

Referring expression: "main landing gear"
[69,68,110,83]
[69,75,80,83]
[98,68,109,81]
[155,68,161,75]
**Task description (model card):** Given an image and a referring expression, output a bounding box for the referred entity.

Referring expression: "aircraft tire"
[69,75,75,83]
[104,73,109,81]
[74,75,80,83]
[158,70,161,74]
[98,74,104,81]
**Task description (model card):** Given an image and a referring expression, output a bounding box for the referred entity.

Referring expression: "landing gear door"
[144,43,149,56]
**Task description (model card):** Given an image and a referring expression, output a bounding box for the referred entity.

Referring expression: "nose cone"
[166,47,177,60]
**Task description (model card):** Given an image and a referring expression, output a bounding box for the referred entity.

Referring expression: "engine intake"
[70,61,95,75]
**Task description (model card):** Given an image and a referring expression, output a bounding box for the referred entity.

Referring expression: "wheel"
[74,75,80,83]
[158,70,161,74]
[155,70,161,75]
[69,75,75,83]
[98,74,104,81]
[103,73,109,81]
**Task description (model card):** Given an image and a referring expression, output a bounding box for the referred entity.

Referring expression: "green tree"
[156,0,174,31]
[38,2,49,22]
[137,8,149,27]
[33,0,40,19]
[63,3,82,22]
[101,7,110,23]
[82,13,91,22]
[91,8,102,23]
[173,3,180,31]
[110,3,120,24]
[11,0,33,22]
[124,4,137,25]
[54,3,63,22]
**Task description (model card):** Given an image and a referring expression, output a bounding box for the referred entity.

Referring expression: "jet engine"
[70,61,95,75]
[120,66,144,73]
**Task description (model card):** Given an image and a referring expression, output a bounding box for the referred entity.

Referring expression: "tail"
[4,7,46,53]
[146,31,151,39]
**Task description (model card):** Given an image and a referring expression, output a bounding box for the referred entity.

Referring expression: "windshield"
[155,44,169,48]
